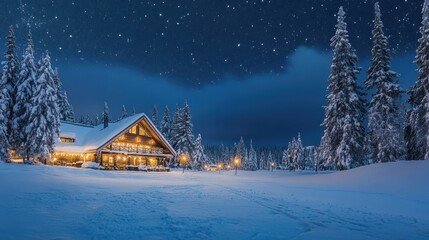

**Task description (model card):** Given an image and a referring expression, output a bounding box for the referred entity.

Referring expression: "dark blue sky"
[0,0,422,146]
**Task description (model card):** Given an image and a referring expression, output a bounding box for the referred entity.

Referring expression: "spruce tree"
[175,102,195,157]
[281,148,288,170]
[25,52,60,162]
[267,151,273,170]
[95,113,100,125]
[103,102,109,128]
[53,69,73,121]
[405,0,429,160]
[246,139,258,170]
[191,134,208,170]
[258,151,265,170]
[170,105,181,150]
[12,31,37,156]
[320,7,366,170]
[234,136,246,168]
[152,104,158,127]
[1,26,19,140]
[160,106,171,141]
[0,77,11,162]
[366,2,402,163]
[121,105,128,119]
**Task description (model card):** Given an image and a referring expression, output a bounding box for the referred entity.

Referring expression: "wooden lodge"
[50,113,176,170]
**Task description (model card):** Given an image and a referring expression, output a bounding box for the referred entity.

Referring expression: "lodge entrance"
[100,153,168,170]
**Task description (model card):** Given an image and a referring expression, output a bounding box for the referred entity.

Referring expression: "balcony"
[109,143,164,155]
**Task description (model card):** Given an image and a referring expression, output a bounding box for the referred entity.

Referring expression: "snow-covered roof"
[55,113,176,156]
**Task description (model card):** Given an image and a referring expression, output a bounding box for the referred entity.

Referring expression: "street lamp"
[180,154,188,173]
[234,157,240,176]
[271,162,274,172]
[218,164,222,174]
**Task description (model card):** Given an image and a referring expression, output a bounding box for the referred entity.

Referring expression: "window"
[128,126,137,134]
[138,126,151,137]
[60,137,75,143]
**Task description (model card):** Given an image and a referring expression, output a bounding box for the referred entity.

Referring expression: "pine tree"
[294,133,304,170]
[175,102,195,158]
[68,104,75,122]
[95,113,100,125]
[246,139,258,170]
[0,76,11,162]
[281,148,288,170]
[12,31,37,156]
[103,102,109,128]
[191,134,208,170]
[53,69,73,121]
[170,105,181,150]
[259,151,266,170]
[320,7,366,170]
[366,2,402,163]
[121,105,128,119]
[266,151,274,170]
[25,52,60,162]
[1,26,19,141]
[160,106,171,141]
[405,0,429,160]
[234,136,246,168]
[152,104,158,127]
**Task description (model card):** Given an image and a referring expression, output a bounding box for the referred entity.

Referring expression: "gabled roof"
[55,113,176,156]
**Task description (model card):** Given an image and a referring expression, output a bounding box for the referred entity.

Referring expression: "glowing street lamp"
[271,162,275,172]
[218,164,222,174]
[180,154,189,173]
[234,157,240,176]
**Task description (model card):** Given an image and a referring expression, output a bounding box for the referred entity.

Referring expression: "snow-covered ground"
[0,161,428,240]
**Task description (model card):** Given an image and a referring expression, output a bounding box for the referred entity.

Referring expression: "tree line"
[0,28,73,163]
[320,2,429,170]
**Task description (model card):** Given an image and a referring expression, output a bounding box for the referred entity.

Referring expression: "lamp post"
[218,164,222,174]
[180,154,188,173]
[271,162,274,172]
[234,158,240,176]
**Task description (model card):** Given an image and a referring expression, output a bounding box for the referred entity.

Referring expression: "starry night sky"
[0,0,423,146]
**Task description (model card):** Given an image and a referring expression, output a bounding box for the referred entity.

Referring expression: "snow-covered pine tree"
[12,31,37,156]
[266,151,273,170]
[170,105,181,151]
[281,148,288,170]
[294,133,304,170]
[234,136,246,168]
[25,52,60,162]
[103,102,109,128]
[366,2,402,163]
[1,26,19,140]
[246,139,258,170]
[62,91,74,121]
[160,106,171,141]
[405,0,429,160]
[95,113,100,126]
[0,76,11,162]
[191,134,208,170]
[320,7,366,170]
[259,151,266,170]
[121,105,128,119]
[152,104,158,127]
[53,69,73,121]
[175,102,195,159]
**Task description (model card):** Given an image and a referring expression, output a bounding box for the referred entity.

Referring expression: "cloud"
[58,47,417,146]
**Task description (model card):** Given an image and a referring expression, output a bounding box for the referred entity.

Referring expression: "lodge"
[48,113,176,170]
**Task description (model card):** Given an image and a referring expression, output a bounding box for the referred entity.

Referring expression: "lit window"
[128,126,137,134]
[60,137,75,143]
[138,126,151,137]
